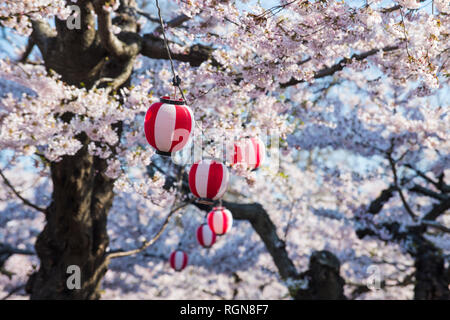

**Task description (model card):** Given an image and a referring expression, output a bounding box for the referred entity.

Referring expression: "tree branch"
[30,20,56,59]
[367,185,396,215]
[141,35,212,66]
[107,201,191,259]
[380,5,401,13]
[387,150,416,220]
[93,0,141,58]
[134,9,160,23]
[280,45,400,88]
[153,14,190,33]
[0,243,35,256]
[194,200,298,279]
[0,169,46,214]
[423,198,450,221]
[409,184,448,201]
[1,284,26,300]
[405,164,449,193]
[421,220,450,234]
[19,39,35,63]
[93,58,135,91]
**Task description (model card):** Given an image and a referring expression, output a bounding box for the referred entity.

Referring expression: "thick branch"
[19,39,35,63]
[421,220,450,234]
[93,0,141,58]
[141,35,212,67]
[30,20,56,58]
[93,58,135,91]
[367,185,396,214]
[194,200,298,279]
[423,198,450,221]
[409,184,448,201]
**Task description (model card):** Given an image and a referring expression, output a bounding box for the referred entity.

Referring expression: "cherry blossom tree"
[0,0,448,299]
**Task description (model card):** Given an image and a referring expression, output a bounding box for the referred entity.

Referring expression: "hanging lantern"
[144,96,194,156]
[169,250,188,272]
[226,136,265,170]
[189,159,229,201]
[207,206,233,235]
[196,224,217,248]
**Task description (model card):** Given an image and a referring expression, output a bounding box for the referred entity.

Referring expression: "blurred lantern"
[169,250,188,272]
[226,136,265,170]
[144,96,194,156]
[207,206,233,235]
[189,159,229,202]
[196,224,217,248]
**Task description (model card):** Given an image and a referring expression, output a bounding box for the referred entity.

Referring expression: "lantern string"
[155,0,187,103]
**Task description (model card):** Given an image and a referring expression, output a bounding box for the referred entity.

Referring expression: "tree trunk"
[294,250,346,300]
[414,241,450,300]
[26,134,114,299]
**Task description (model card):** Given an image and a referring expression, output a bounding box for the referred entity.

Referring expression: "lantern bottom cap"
[156,150,172,157]
[196,198,215,205]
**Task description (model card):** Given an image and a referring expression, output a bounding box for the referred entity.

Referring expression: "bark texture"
[26,137,114,299]
[294,251,346,300]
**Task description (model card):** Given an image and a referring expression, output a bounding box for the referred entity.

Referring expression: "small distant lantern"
[169,250,188,272]
[226,136,265,170]
[207,206,233,235]
[188,159,229,202]
[144,96,194,156]
[196,224,217,248]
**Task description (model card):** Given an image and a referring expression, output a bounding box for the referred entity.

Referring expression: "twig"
[399,8,411,58]
[404,164,442,190]
[386,150,416,220]
[0,169,46,214]
[1,284,26,300]
[0,243,35,256]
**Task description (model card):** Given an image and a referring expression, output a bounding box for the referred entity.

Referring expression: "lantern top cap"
[194,157,224,164]
[160,96,186,105]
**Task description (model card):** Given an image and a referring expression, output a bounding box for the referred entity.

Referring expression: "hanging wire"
[155,0,187,103]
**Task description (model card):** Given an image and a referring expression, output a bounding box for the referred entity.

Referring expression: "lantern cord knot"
[155,0,187,103]
[172,75,181,87]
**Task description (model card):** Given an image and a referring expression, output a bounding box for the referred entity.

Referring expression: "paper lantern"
[144,96,194,156]
[207,206,233,235]
[196,224,217,248]
[226,136,265,170]
[169,250,188,272]
[189,159,229,201]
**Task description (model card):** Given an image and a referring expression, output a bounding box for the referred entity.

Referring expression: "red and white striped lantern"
[169,250,188,272]
[226,136,265,170]
[189,159,229,201]
[196,224,217,248]
[207,207,233,235]
[144,96,194,156]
